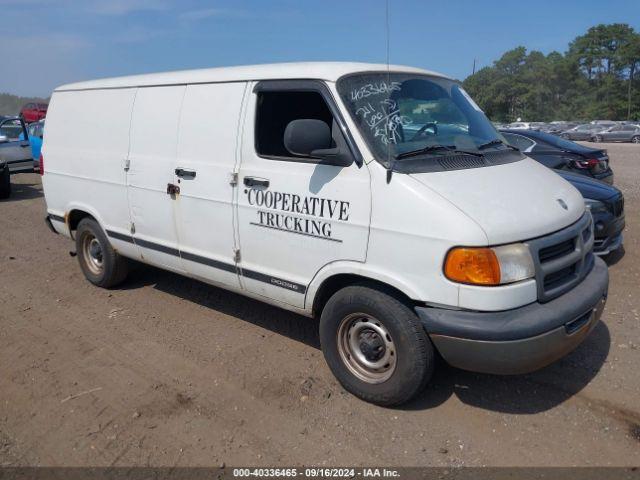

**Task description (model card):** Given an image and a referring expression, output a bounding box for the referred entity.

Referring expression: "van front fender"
[305,260,426,314]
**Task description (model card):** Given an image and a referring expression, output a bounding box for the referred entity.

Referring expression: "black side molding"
[105,229,307,294]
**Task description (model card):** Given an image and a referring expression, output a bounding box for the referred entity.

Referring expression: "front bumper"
[594,213,625,255]
[416,257,609,375]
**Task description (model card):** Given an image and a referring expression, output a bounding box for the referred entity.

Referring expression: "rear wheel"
[594,135,603,143]
[561,134,570,139]
[0,167,10,199]
[319,284,434,406]
[632,136,640,144]
[75,218,128,288]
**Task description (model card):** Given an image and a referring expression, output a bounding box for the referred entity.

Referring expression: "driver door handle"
[243,176,270,188]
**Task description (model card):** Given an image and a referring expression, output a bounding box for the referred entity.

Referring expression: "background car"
[0,157,9,198]
[0,117,32,174]
[560,123,606,140]
[500,129,613,184]
[0,117,32,198]
[506,121,532,129]
[591,120,617,128]
[19,102,48,123]
[543,122,578,135]
[556,171,624,256]
[591,124,640,143]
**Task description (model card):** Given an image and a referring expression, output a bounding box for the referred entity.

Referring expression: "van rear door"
[127,86,185,272]
[235,81,370,308]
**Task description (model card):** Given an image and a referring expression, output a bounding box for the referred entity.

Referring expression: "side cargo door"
[173,82,248,288]
[126,85,185,272]
[235,80,370,308]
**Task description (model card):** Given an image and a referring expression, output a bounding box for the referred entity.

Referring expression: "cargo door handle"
[167,183,180,195]
[243,176,269,188]
[175,168,196,179]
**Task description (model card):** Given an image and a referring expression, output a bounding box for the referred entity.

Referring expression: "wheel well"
[67,209,95,233]
[311,274,414,318]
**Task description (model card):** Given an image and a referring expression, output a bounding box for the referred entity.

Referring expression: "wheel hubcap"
[82,234,104,275]
[337,313,396,384]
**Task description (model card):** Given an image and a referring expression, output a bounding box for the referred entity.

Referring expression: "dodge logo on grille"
[557,199,568,210]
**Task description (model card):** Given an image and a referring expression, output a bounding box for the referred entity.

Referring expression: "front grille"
[608,196,624,217]
[539,239,574,263]
[526,213,594,303]
[543,265,576,290]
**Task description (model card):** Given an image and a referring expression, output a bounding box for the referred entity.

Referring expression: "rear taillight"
[573,158,600,169]
[39,154,44,176]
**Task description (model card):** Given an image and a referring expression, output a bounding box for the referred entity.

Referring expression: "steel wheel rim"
[337,313,396,384]
[82,233,104,275]
[633,137,640,144]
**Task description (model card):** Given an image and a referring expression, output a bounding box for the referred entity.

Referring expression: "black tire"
[319,284,434,406]
[75,218,128,288]
[594,135,603,143]
[0,167,10,199]
[632,136,640,144]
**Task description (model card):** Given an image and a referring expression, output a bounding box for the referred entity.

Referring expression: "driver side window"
[255,90,337,162]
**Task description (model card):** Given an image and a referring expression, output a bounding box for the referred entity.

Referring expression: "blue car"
[19,120,44,170]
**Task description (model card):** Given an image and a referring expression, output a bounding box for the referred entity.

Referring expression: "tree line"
[0,93,49,117]
[462,23,640,122]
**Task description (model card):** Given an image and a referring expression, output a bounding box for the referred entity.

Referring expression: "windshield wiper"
[395,144,484,160]
[478,139,519,151]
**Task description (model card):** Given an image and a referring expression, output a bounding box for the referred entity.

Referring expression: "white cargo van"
[42,63,608,405]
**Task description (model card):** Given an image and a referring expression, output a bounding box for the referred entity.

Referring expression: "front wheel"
[632,136,640,144]
[594,135,603,143]
[75,218,129,288]
[0,167,10,199]
[319,284,434,406]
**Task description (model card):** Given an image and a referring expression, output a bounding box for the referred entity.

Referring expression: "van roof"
[55,62,450,92]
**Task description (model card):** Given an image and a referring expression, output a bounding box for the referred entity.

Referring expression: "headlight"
[585,199,608,214]
[444,243,535,286]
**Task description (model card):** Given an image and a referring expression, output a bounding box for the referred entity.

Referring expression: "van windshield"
[336,73,504,164]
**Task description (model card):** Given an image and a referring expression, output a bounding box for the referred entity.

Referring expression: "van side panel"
[42,88,138,258]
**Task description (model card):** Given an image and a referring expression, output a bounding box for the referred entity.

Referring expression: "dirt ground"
[1,143,639,467]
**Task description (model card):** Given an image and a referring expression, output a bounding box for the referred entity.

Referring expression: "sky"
[1,0,639,97]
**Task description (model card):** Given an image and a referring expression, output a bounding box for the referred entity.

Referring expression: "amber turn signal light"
[444,247,501,286]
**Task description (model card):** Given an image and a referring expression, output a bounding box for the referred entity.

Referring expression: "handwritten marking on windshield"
[350,82,401,101]
[355,99,412,146]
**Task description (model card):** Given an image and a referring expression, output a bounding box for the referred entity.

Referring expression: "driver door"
[235,81,370,308]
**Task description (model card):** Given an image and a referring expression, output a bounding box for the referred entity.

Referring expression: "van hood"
[408,157,585,245]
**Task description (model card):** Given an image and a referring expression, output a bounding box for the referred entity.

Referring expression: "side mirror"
[0,135,8,144]
[284,119,353,167]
